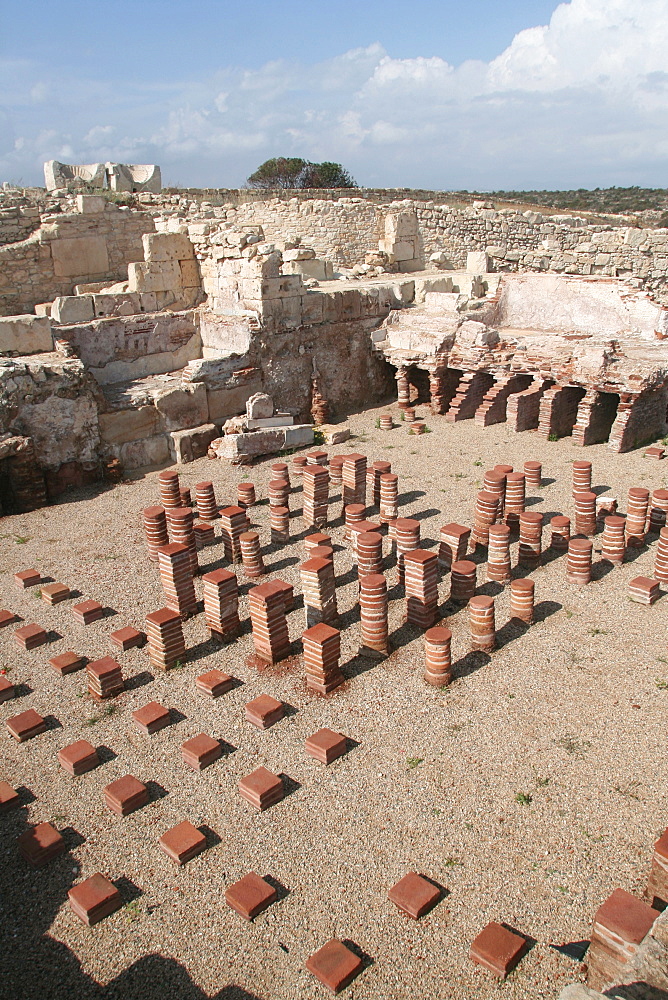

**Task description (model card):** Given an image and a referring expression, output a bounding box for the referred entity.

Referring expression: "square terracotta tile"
[0,676,15,703]
[6,709,47,742]
[195,669,234,697]
[58,739,99,776]
[159,820,207,864]
[238,767,284,810]
[469,921,528,977]
[0,781,20,813]
[68,873,123,925]
[49,651,86,675]
[0,610,17,628]
[388,872,441,919]
[14,569,40,589]
[14,624,48,650]
[305,939,364,993]
[103,775,149,816]
[594,888,658,945]
[245,694,284,730]
[110,626,146,651]
[181,733,222,770]
[305,728,347,764]
[225,872,277,920]
[132,702,171,735]
[72,599,104,625]
[41,583,70,605]
[17,821,66,867]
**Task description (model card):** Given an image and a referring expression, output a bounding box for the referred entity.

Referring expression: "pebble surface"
[1,402,667,999]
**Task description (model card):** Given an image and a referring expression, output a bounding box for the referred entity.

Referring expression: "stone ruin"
[1,184,668,514]
[43,161,161,193]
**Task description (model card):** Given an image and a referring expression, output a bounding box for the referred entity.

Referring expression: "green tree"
[246,157,356,190]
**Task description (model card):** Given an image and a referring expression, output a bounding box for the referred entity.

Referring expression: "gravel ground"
[1,402,667,1000]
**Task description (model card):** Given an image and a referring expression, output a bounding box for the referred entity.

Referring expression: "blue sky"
[2,0,667,190]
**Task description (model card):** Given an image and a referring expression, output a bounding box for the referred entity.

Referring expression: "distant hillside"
[472,186,668,225]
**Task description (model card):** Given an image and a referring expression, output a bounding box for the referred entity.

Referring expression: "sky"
[1,0,668,191]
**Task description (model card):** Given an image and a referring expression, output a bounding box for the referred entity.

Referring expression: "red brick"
[41,583,70,605]
[14,624,48,650]
[181,733,222,770]
[14,569,40,589]
[245,694,284,730]
[594,888,658,945]
[305,728,347,764]
[17,821,66,867]
[72,599,104,625]
[0,610,17,628]
[6,709,47,742]
[49,651,86,675]
[68,873,123,925]
[195,669,234,697]
[110,626,146,651]
[0,676,15,703]
[225,872,278,920]
[58,739,99,776]
[131,701,171,735]
[469,922,528,977]
[238,767,284,810]
[388,872,441,919]
[0,781,20,812]
[103,775,149,816]
[305,939,364,993]
[158,820,207,865]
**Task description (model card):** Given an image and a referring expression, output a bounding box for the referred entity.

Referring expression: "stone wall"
[0,204,155,316]
[0,205,41,246]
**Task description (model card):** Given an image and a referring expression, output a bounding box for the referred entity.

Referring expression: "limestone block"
[301,292,325,325]
[51,296,95,325]
[107,163,161,193]
[283,259,334,281]
[44,160,105,190]
[466,250,490,272]
[128,261,182,293]
[415,276,454,303]
[207,383,262,422]
[398,258,425,273]
[92,293,141,318]
[558,987,605,1000]
[246,414,293,429]
[385,212,418,239]
[0,315,53,355]
[321,425,351,444]
[169,423,218,464]
[246,392,274,419]
[99,406,162,445]
[283,248,316,261]
[142,232,195,262]
[117,433,170,470]
[76,195,106,215]
[139,293,158,312]
[51,236,109,278]
[284,424,315,448]
[389,241,415,262]
[154,382,209,431]
[179,259,201,287]
[34,303,52,318]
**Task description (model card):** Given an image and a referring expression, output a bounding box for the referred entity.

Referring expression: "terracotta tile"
[49,651,86,675]
[110,626,146,651]
[14,569,40,589]
[181,733,222,770]
[388,872,441,919]
[238,767,284,810]
[17,821,66,867]
[0,781,20,813]
[159,820,207,864]
[72,599,104,625]
[594,888,658,945]
[131,701,171,735]
[305,728,347,764]
[0,610,18,628]
[469,921,528,977]
[195,669,234,697]
[41,583,70,605]
[305,939,364,993]
[58,739,100,776]
[68,873,123,925]
[245,694,284,730]
[14,624,48,650]
[6,709,47,742]
[225,872,277,920]
[0,676,15,703]
[103,774,149,816]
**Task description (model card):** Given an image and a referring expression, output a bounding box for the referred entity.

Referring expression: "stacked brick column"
[292,455,307,477]
[344,503,366,541]
[404,550,438,628]
[145,608,186,671]
[157,542,198,617]
[342,454,367,511]
[300,557,338,627]
[601,516,626,565]
[572,460,592,495]
[379,474,398,523]
[395,518,420,585]
[270,505,290,544]
[424,626,452,686]
[202,568,240,637]
[143,506,168,562]
[451,559,476,603]
[269,479,290,510]
[504,473,526,526]
[487,524,511,583]
[483,471,505,517]
[166,507,199,575]
[645,829,668,910]
[471,491,499,548]
[237,483,256,509]
[302,623,344,693]
[159,470,181,509]
[438,523,470,574]
[356,532,383,578]
[523,461,542,488]
[573,491,597,536]
[626,487,649,546]
[302,465,329,527]
[567,537,593,584]
[194,482,219,521]
[368,461,391,507]
[586,889,658,992]
[654,527,668,582]
[550,515,571,550]
[240,531,265,578]
[396,366,411,409]
[219,506,248,563]
[329,456,344,487]
[469,596,496,652]
[510,579,535,624]
[271,462,290,484]
[518,512,543,569]
[649,489,668,532]
[359,573,389,657]
[248,581,291,664]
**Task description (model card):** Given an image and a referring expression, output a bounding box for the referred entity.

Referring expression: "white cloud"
[2,1,668,188]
